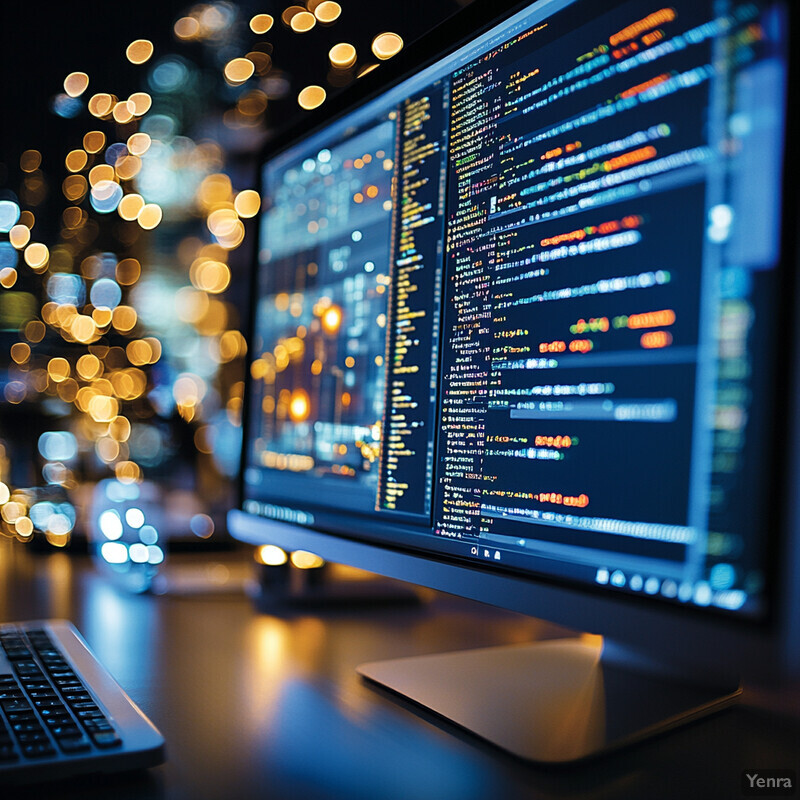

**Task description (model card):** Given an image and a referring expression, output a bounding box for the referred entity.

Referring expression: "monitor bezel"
[232,0,800,683]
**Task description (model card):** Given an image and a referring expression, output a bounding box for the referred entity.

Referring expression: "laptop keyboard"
[0,621,164,783]
[0,626,124,763]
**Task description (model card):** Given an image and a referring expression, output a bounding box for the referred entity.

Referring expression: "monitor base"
[358,638,740,763]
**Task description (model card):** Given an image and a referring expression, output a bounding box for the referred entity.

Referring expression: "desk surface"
[0,542,798,800]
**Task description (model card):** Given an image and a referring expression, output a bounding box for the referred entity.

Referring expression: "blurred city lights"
[315,2,342,23]
[250,14,274,34]
[63,72,89,98]
[255,544,288,566]
[0,0,427,554]
[372,32,404,60]
[329,43,357,68]
[298,85,326,110]
[126,39,155,65]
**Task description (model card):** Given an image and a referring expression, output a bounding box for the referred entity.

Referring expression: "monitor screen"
[240,0,789,621]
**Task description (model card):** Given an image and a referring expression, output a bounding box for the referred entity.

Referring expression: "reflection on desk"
[0,542,798,800]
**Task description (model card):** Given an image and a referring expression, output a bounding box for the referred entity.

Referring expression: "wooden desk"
[1,542,798,800]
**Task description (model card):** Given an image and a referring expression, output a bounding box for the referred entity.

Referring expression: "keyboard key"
[2,700,32,714]
[58,736,91,754]
[33,699,66,709]
[89,730,121,748]
[50,724,81,738]
[7,712,38,724]
[17,732,50,744]
[43,714,74,727]
[0,621,163,778]
[21,742,56,758]
[70,701,99,711]
[11,722,44,734]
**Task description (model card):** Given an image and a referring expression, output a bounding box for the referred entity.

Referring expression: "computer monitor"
[229,0,798,761]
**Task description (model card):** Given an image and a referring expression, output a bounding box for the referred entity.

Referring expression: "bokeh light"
[298,85,326,110]
[315,2,342,23]
[83,130,106,153]
[329,43,357,69]
[224,58,255,84]
[372,32,404,60]
[63,72,89,98]
[9,224,31,249]
[137,203,163,230]
[126,39,154,65]
[0,200,20,232]
[250,14,274,34]
[290,11,316,32]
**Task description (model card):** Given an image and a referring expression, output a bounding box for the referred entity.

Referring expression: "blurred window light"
[149,57,189,93]
[129,542,149,563]
[51,94,83,118]
[128,424,165,466]
[38,431,78,462]
[99,510,124,540]
[90,277,122,309]
[190,513,215,539]
[100,541,129,564]
[29,502,55,529]
[0,200,21,233]
[0,242,18,268]
[106,143,128,166]
[139,525,158,545]
[141,114,178,142]
[105,479,141,503]
[47,272,85,305]
[126,507,145,529]
[49,512,74,535]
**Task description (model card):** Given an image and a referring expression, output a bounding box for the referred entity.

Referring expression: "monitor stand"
[358,637,741,763]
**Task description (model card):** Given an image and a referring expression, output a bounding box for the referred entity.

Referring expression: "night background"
[0,0,471,566]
